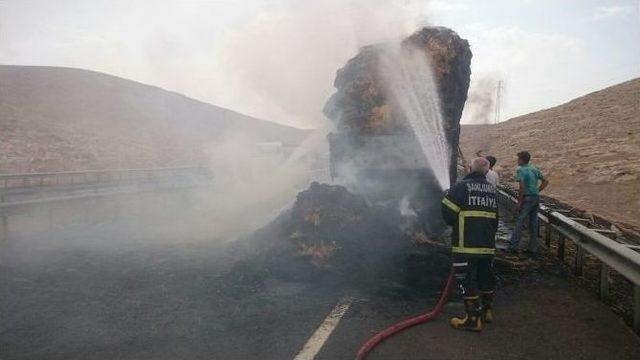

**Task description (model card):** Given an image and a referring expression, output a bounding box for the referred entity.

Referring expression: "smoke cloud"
[215,0,433,129]
[462,75,500,125]
[460,75,501,154]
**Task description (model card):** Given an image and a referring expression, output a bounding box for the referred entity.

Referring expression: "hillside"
[461,78,640,228]
[0,65,310,172]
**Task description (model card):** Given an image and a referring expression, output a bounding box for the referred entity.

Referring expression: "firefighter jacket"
[441,171,498,257]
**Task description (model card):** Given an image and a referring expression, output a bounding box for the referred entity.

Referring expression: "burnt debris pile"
[285,182,406,282]
[231,182,450,292]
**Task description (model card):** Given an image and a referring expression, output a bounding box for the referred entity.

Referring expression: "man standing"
[485,155,499,187]
[508,151,549,258]
[442,157,498,332]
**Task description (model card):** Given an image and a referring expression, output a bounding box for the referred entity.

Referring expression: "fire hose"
[355,268,455,360]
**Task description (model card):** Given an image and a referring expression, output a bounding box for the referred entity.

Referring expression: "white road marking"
[293,296,353,360]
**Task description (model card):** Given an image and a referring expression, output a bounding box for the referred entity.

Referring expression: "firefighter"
[441,157,498,332]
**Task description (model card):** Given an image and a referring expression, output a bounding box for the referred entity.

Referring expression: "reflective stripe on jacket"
[441,171,498,257]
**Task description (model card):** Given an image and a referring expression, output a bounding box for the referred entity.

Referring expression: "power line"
[494,80,502,125]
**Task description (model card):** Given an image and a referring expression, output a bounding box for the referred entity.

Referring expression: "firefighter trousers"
[452,256,495,299]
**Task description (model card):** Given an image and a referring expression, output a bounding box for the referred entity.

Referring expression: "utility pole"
[494,80,502,124]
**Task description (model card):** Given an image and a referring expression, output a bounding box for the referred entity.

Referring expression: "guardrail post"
[558,233,566,261]
[634,285,640,335]
[544,222,551,247]
[575,244,584,277]
[599,263,610,302]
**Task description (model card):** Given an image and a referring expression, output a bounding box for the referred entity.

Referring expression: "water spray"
[379,44,451,190]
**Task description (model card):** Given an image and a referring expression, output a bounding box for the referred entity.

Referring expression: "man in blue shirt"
[508,151,549,258]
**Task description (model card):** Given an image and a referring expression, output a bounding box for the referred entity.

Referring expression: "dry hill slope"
[461,78,640,228]
[0,65,310,172]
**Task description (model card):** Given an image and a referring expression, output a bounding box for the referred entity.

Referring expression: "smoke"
[1,1,446,244]
[0,4,460,357]
[216,0,432,129]
[202,132,328,239]
[463,75,500,125]
[399,195,417,217]
[461,75,501,155]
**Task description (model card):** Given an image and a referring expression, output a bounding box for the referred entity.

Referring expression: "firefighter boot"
[480,291,494,323]
[450,298,482,332]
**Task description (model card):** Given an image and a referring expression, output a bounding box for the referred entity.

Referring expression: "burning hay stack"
[324,26,471,236]
[324,27,471,184]
[235,27,471,289]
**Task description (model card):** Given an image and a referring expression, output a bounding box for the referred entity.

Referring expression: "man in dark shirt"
[442,157,498,332]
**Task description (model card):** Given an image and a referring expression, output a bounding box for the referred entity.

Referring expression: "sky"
[1,0,638,129]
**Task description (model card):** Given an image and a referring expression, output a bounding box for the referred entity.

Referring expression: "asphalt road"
[1,210,639,360]
[318,274,640,359]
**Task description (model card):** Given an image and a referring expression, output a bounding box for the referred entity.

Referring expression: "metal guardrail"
[0,182,207,211]
[0,166,208,189]
[495,184,640,334]
[0,166,215,241]
[0,166,213,222]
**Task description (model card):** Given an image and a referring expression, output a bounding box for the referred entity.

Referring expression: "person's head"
[517,151,531,166]
[470,157,490,175]
[486,155,497,169]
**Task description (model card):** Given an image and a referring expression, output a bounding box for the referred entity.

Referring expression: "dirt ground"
[460,78,640,230]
